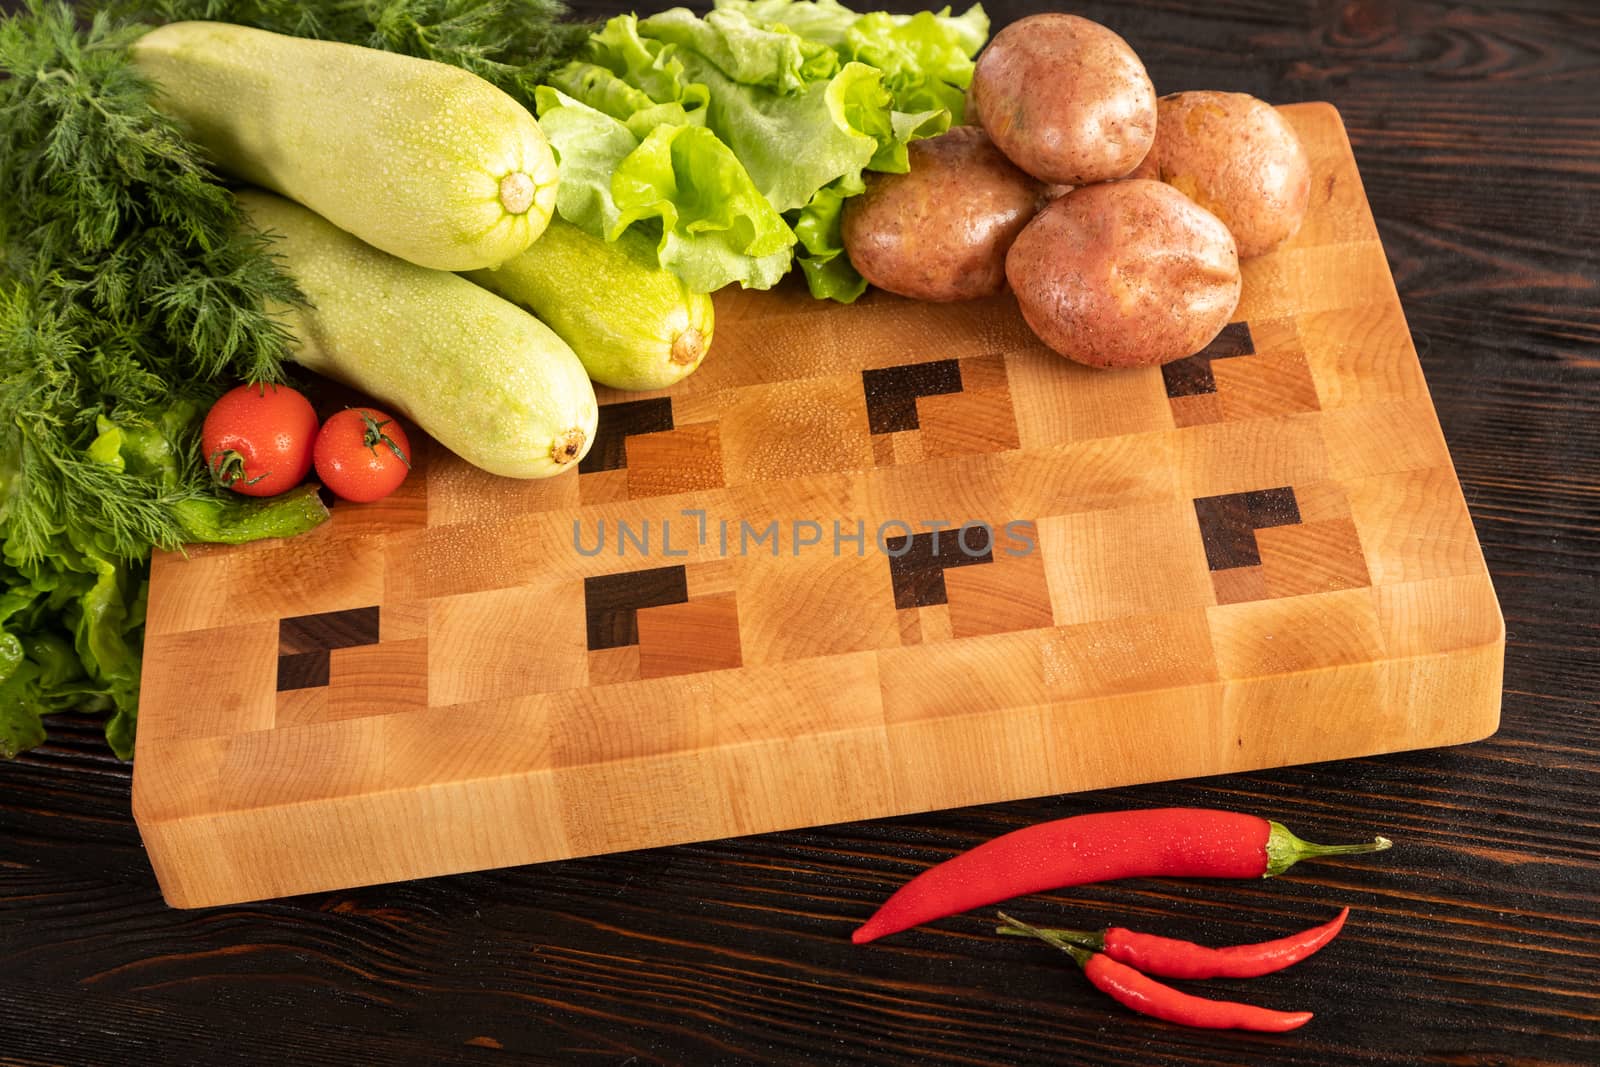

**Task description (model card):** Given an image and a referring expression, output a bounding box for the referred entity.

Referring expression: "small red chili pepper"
[852,808,1389,944]
[998,913,1313,1033]
[994,907,1349,979]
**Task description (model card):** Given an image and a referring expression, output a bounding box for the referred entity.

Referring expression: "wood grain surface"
[2,0,1597,1064]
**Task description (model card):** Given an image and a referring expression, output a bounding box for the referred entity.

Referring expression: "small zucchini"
[468,219,713,391]
[238,191,596,479]
[134,22,558,271]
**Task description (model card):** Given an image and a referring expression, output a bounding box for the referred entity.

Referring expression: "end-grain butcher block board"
[134,103,1503,908]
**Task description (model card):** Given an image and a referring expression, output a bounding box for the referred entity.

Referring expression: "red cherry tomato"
[314,408,412,503]
[201,383,319,497]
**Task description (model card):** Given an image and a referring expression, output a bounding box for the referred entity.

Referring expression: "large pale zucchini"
[238,191,596,479]
[134,22,557,271]
[468,219,714,391]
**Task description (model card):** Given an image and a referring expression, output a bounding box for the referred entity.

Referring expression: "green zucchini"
[133,22,557,272]
[238,191,596,479]
[467,219,714,391]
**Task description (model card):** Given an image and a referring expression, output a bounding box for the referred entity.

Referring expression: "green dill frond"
[1,0,305,562]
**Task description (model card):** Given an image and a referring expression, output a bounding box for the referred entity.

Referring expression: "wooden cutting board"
[133,103,1503,908]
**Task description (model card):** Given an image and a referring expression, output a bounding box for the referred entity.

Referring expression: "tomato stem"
[207,448,265,488]
[355,408,411,469]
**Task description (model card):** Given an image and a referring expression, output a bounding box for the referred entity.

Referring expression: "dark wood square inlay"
[1194,486,1302,571]
[276,650,331,691]
[276,607,381,691]
[862,359,963,435]
[279,606,380,655]
[885,529,995,610]
[584,566,691,650]
[581,398,675,475]
[1162,322,1256,398]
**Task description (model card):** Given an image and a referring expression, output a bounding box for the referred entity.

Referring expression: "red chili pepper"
[995,907,1349,979]
[998,913,1313,1033]
[852,808,1389,944]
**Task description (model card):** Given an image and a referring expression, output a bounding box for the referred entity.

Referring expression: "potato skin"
[1006,180,1241,369]
[971,14,1155,186]
[1131,91,1311,258]
[842,127,1046,302]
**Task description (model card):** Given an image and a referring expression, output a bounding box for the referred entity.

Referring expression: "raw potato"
[842,127,1046,302]
[970,13,1155,186]
[1006,180,1241,369]
[1132,91,1311,258]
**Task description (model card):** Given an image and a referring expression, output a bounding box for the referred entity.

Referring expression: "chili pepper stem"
[1265,823,1393,877]
[997,913,1094,967]
[999,913,1315,1032]
[994,924,1105,951]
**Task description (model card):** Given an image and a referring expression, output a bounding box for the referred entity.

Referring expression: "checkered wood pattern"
[133,104,1503,907]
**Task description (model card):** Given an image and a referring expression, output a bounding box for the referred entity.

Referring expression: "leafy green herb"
[1,0,327,758]
[99,0,596,111]
[1,1,305,550]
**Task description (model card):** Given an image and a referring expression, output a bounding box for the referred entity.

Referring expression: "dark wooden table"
[4,1,1597,1064]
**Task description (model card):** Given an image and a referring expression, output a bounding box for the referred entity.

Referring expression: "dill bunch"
[1,0,305,557]
[100,0,597,111]
[0,0,321,758]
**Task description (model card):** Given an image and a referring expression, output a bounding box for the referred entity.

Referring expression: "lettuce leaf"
[715,0,987,120]
[789,173,867,303]
[564,13,708,118]
[0,399,326,760]
[1,505,145,760]
[591,14,890,215]
[712,0,865,46]
[845,9,986,119]
[676,54,886,213]
[536,81,651,239]
[0,634,47,759]
[549,61,707,137]
[535,85,795,294]
[539,3,990,301]
[637,6,839,94]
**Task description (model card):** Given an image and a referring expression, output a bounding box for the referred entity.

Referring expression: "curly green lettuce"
[538,2,987,301]
[716,0,988,117]
[0,398,327,759]
[535,84,796,294]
